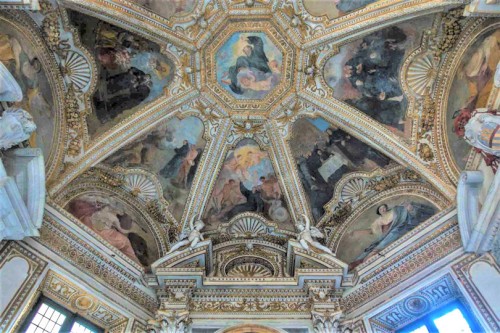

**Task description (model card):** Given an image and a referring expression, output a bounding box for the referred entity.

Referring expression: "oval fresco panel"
[0,22,55,157]
[216,32,283,100]
[105,116,206,221]
[290,117,391,222]
[336,195,437,270]
[68,11,175,135]
[446,28,500,170]
[66,193,160,267]
[323,16,433,138]
[204,138,293,231]
[303,0,377,20]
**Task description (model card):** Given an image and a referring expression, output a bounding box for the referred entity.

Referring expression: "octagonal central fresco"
[216,32,282,100]
[204,21,294,114]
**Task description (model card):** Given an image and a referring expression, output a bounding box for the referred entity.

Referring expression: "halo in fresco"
[217,32,282,100]
[104,116,206,221]
[290,117,391,222]
[446,28,500,170]
[336,195,437,270]
[204,138,293,231]
[0,24,55,157]
[66,194,159,267]
[323,17,433,137]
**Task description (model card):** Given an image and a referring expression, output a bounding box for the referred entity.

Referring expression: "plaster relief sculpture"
[297,214,334,255]
[464,109,500,171]
[0,27,55,155]
[0,62,22,101]
[447,28,500,169]
[0,109,37,150]
[168,215,205,253]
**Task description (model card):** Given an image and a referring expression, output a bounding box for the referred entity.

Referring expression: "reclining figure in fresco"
[168,215,205,253]
[297,214,334,255]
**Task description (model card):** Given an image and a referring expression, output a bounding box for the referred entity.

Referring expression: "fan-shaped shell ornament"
[63,51,91,91]
[407,53,437,96]
[341,178,369,202]
[229,216,267,238]
[124,174,158,201]
[226,263,273,278]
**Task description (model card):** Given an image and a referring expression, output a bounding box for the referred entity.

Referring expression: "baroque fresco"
[446,28,500,170]
[67,194,159,267]
[130,0,197,19]
[336,196,437,270]
[204,139,293,231]
[323,17,433,137]
[105,116,206,220]
[68,11,175,135]
[0,23,55,157]
[290,118,390,222]
[303,0,377,20]
[217,32,282,100]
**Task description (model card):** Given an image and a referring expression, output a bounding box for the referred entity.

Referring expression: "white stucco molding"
[457,170,500,253]
[0,148,45,240]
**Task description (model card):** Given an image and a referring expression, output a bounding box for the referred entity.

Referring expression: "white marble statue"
[464,110,500,157]
[297,214,334,255]
[0,62,22,102]
[168,215,205,252]
[0,109,37,150]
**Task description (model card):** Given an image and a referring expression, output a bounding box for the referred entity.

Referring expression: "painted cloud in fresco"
[290,118,390,222]
[67,194,159,267]
[69,11,175,135]
[336,196,437,270]
[204,138,293,231]
[217,33,282,100]
[303,0,377,20]
[446,28,500,169]
[0,26,55,157]
[105,116,206,221]
[323,17,432,137]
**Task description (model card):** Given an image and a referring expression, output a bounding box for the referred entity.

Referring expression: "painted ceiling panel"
[104,116,206,221]
[323,15,434,138]
[290,117,392,222]
[68,10,175,136]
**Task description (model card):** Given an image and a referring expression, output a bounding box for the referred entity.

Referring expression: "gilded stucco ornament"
[10,0,493,327]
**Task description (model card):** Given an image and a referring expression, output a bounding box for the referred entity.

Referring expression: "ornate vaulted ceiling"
[2,0,498,288]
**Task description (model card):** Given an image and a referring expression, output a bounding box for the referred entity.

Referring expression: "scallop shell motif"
[63,51,91,91]
[124,174,158,201]
[229,217,267,237]
[341,178,369,202]
[407,54,437,96]
[226,263,273,278]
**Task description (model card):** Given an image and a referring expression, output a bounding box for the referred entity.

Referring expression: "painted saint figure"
[348,202,435,269]
[68,198,142,264]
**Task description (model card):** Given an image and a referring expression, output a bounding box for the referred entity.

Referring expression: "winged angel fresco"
[297,214,334,255]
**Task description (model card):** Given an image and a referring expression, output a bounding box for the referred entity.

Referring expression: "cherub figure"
[168,215,205,253]
[297,214,334,255]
